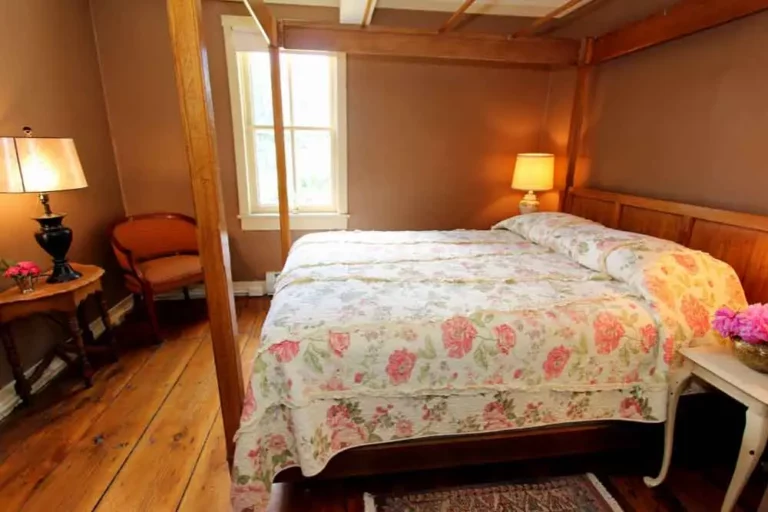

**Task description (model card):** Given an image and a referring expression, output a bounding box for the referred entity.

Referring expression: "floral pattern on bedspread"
[496,214,748,368]
[232,221,746,511]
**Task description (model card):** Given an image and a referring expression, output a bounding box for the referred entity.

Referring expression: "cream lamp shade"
[511,153,554,192]
[510,153,554,215]
[0,137,87,193]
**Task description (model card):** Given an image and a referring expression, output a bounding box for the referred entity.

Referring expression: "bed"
[160,2,768,506]
[230,188,757,511]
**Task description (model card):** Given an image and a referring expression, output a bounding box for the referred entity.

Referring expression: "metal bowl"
[733,338,768,374]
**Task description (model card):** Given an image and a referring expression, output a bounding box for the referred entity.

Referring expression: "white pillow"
[492,212,598,241]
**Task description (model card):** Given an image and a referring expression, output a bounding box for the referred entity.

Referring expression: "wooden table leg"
[96,290,118,361]
[644,360,693,488]
[53,345,78,372]
[722,406,768,512]
[0,324,32,404]
[67,313,94,388]
[77,302,95,345]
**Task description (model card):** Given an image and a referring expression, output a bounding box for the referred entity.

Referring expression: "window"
[223,16,348,231]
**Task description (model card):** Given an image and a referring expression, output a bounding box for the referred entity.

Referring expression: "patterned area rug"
[364,473,623,512]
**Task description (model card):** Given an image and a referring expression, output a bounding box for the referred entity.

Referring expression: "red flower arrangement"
[2,260,42,294]
[4,261,41,279]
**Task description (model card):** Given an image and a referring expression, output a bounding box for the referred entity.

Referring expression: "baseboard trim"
[0,294,135,421]
[155,280,267,301]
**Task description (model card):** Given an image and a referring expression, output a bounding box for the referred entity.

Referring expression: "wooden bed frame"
[162,0,768,466]
[276,422,654,482]
[567,188,768,303]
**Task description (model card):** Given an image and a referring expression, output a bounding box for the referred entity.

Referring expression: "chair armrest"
[111,238,146,282]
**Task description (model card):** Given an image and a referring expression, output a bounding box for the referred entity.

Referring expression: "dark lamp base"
[33,212,81,284]
[48,262,82,283]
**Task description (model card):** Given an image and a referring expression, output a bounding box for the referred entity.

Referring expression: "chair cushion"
[137,255,203,292]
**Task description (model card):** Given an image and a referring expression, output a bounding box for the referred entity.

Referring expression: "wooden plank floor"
[0,297,766,512]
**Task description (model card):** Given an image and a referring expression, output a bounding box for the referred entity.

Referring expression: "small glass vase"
[14,275,37,294]
[733,338,768,374]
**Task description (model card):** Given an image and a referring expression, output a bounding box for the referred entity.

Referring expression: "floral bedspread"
[232,214,746,511]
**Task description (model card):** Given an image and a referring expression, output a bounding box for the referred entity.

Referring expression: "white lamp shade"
[511,153,554,192]
[0,137,87,193]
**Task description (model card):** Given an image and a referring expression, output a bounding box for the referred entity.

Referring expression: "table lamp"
[511,153,554,214]
[0,128,88,283]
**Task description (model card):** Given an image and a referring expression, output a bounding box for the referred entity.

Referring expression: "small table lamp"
[511,153,554,214]
[0,128,88,283]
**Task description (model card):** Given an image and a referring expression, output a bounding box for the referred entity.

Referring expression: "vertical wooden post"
[166,0,243,465]
[242,0,291,262]
[269,46,292,264]
[563,37,595,210]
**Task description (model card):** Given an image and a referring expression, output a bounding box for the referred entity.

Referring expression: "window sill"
[239,213,349,231]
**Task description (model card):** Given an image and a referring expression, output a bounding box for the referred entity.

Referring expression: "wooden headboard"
[564,188,768,303]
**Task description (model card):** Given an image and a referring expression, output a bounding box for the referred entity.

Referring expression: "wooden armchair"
[109,213,203,343]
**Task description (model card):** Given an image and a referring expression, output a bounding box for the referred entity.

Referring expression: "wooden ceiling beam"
[361,0,377,27]
[340,0,377,27]
[280,21,581,65]
[513,0,594,38]
[438,0,478,33]
[242,0,278,45]
[593,0,768,62]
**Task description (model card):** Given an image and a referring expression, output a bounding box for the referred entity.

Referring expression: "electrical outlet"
[266,271,281,295]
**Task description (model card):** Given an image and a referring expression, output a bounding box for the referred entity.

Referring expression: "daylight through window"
[224,16,347,231]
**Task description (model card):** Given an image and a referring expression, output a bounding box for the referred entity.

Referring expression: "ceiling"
[264,0,573,18]
[252,0,679,40]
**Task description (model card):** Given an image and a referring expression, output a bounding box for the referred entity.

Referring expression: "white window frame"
[222,15,348,231]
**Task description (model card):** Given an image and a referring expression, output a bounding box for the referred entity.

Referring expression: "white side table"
[645,345,768,512]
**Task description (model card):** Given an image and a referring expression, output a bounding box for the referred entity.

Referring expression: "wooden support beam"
[563,38,595,210]
[593,0,768,62]
[280,21,581,65]
[269,46,292,263]
[241,0,291,261]
[242,0,278,45]
[166,0,243,465]
[513,0,591,38]
[438,0,477,33]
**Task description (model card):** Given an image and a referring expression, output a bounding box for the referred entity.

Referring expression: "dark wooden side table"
[0,264,117,404]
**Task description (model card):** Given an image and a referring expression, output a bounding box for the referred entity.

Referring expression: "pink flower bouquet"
[2,261,42,294]
[712,304,768,344]
[4,261,41,279]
